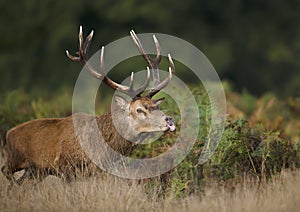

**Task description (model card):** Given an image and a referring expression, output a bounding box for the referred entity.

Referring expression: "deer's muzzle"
[165,117,175,131]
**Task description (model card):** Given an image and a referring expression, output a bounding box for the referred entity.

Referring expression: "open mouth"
[167,124,176,132]
[166,119,176,132]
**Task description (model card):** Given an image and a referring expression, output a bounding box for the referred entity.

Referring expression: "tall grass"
[0,155,299,212]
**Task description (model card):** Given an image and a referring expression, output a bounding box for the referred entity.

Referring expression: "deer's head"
[66,27,175,136]
[114,96,175,134]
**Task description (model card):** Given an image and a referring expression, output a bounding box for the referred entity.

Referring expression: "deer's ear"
[114,96,130,111]
[153,97,165,106]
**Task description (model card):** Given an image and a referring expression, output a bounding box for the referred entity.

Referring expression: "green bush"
[131,85,300,197]
[0,89,72,149]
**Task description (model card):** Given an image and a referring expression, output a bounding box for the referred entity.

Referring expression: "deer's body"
[2,111,132,183]
[1,27,175,185]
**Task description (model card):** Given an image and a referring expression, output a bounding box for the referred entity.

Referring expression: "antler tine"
[65,50,80,61]
[168,54,175,74]
[133,68,151,98]
[152,35,162,62]
[79,26,84,53]
[129,72,134,90]
[130,30,174,98]
[151,34,162,86]
[83,30,94,55]
[130,30,162,70]
[66,26,102,79]
[130,30,151,66]
[147,54,175,98]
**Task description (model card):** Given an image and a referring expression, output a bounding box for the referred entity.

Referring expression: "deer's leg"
[1,165,16,185]
[1,161,26,187]
[2,160,39,186]
[16,168,32,185]
[1,147,29,185]
[16,163,49,185]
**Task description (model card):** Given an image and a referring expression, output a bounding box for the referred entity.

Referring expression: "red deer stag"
[1,26,175,185]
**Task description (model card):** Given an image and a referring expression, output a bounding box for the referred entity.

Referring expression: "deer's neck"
[73,111,148,156]
[95,111,144,156]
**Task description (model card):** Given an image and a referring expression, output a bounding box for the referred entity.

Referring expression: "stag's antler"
[66,26,150,98]
[130,30,175,98]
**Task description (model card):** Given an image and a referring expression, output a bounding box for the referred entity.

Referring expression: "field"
[0,163,299,212]
[0,84,299,211]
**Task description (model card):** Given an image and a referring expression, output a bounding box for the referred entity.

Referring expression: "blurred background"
[0,0,299,97]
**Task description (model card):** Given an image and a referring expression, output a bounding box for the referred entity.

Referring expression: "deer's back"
[6,115,79,168]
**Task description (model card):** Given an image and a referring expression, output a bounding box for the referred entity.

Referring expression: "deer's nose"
[165,117,173,123]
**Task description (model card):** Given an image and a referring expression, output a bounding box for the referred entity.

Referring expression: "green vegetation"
[0,89,72,147]
[131,85,300,197]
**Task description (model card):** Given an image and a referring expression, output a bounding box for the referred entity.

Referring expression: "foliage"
[132,85,300,197]
[226,82,300,142]
[0,89,72,151]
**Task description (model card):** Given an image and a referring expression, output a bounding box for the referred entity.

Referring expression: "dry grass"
[1,155,300,212]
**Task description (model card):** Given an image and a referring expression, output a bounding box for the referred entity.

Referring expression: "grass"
[1,155,299,212]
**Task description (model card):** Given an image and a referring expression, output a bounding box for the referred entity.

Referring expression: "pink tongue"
[168,124,176,132]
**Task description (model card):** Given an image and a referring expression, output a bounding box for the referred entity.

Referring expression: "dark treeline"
[0,0,299,97]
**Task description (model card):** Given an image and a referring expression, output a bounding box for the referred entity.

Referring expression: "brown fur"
[1,112,134,184]
[1,97,171,185]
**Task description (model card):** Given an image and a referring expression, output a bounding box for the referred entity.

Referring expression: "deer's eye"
[136,108,143,113]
